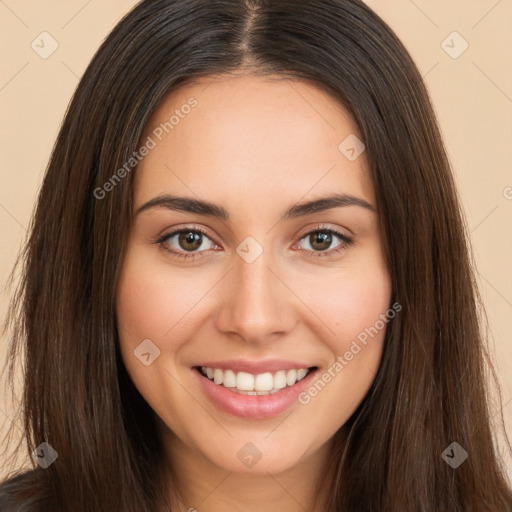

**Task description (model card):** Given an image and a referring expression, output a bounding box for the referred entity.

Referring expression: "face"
[116,73,392,477]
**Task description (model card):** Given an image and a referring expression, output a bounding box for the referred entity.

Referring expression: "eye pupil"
[310,231,332,251]
[179,231,202,251]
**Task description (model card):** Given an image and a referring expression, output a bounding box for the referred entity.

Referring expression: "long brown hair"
[1,0,511,510]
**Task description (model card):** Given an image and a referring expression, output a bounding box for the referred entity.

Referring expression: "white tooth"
[209,367,309,390]
[246,391,257,395]
[254,372,274,391]
[223,369,236,388]
[236,371,254,391]
[286,369,297,386]
[213,368,224,385]
[273,370,287,389]
[297,368,308,381]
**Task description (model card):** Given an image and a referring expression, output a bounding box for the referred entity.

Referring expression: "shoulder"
[0,469,44,511]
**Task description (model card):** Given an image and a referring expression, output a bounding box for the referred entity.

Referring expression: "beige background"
[1,1,511,482]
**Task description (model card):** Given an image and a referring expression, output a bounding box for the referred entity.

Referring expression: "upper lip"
[194,359,317,374]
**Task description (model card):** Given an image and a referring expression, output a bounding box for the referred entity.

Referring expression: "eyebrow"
[135,192,375,220]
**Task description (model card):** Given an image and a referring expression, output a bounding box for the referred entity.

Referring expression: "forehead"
[135,73,374,212]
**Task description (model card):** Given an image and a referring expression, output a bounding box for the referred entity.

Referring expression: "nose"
[214,252,297,345]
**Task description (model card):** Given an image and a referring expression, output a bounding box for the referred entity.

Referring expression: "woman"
[1,0,511,510]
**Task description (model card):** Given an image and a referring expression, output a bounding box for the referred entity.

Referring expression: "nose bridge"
[215,249,295,342]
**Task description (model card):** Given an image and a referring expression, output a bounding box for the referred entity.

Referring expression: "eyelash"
[155,224,354,261]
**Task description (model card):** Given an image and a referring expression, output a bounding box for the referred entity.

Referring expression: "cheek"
[115,251,196,420]
[117,269,171,341]
[116,249,210,342]
[299,262,392,346]
[293,252,392,408]
[295,267,391,426]
[115,249,196,395]
[333,274,391,339]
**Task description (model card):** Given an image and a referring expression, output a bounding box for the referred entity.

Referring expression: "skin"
[116,72,392,512]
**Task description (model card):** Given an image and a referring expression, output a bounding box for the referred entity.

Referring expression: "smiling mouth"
[195,366,318,395]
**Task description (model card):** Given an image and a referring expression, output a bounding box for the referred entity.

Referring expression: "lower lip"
[193,367,318,419]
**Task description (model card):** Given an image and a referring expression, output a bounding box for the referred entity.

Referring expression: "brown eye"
[308,231,333,251]
[159,228,216,256]
[178,231,203,251]
[297,228,353,256]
